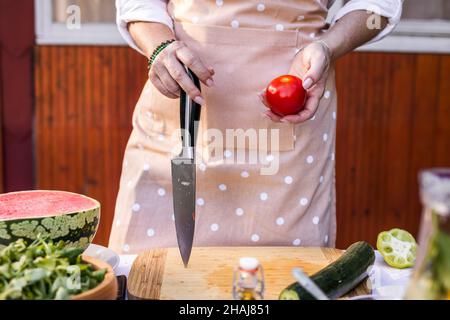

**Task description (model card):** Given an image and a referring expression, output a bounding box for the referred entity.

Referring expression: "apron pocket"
[175,22,302,152]
[133,80,180,153]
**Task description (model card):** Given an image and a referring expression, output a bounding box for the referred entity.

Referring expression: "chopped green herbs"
[0,236,106,300]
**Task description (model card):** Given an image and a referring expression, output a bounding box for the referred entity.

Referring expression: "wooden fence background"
[33,47,450,248]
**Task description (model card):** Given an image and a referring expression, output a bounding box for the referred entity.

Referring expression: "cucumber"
[279,241,375,300]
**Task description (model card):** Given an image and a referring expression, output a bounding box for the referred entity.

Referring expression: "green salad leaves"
[0,236,105,300]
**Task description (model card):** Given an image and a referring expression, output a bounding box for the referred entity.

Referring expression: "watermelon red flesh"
[0,190,98,220]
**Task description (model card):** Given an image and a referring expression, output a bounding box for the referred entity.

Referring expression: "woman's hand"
[261,41,331,123]
[260,10,389,123]
[149,41,215,104]
[128,22,215,104]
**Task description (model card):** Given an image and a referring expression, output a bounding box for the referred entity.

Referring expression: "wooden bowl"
[72,255,118,300]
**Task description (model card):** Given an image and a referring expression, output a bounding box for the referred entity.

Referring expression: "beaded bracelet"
[148,39,176,70]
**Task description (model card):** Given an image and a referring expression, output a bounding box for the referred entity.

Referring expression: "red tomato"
[265,75,306,116]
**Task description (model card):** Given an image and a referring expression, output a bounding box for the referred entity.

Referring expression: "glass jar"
[405,168,450,300]
[232,257,265,300]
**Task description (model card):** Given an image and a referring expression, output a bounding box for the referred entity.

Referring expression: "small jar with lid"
[232,257,265,300]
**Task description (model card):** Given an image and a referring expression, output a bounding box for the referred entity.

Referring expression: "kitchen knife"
[171,67,201,267]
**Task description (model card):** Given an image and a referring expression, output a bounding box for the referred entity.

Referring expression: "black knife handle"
[180,68,202,149]
[116,275,127,300]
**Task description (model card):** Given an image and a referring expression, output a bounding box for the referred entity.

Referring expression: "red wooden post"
[0,0,35,191]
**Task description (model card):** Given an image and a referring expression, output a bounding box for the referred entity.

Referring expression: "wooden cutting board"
[127,247,371,300]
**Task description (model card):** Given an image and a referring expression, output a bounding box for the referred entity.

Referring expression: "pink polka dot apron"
[109,0,337,254]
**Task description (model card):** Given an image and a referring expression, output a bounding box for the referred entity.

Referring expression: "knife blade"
[171,67,201,267]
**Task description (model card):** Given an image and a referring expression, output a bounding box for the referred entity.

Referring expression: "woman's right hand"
[149,40,215,105]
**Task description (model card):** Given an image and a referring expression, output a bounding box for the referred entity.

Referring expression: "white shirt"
[116,0,403,55]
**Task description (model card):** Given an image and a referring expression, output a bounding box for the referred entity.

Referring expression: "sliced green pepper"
[377,228,417,269]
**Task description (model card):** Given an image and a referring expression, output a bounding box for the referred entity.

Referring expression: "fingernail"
[280,119,289,123]
[261,113,270,119]
[206,78,214,87]
[194,96,204,105]
[303,78,313,90]
[258,91,267,99]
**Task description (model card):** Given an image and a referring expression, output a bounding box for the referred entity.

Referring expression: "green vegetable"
[433,229,450,293]
[279,241,375,300]
[377,228,417,269]
[0,236,106,300]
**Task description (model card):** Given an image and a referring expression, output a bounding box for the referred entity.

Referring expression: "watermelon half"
[0,190,100,250]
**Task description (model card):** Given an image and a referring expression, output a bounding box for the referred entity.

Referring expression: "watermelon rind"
[0,191,100,251]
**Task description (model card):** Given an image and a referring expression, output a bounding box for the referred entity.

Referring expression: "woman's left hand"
[260,41,332,123]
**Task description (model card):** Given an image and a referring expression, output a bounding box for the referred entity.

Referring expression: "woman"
[109,0,403,254]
